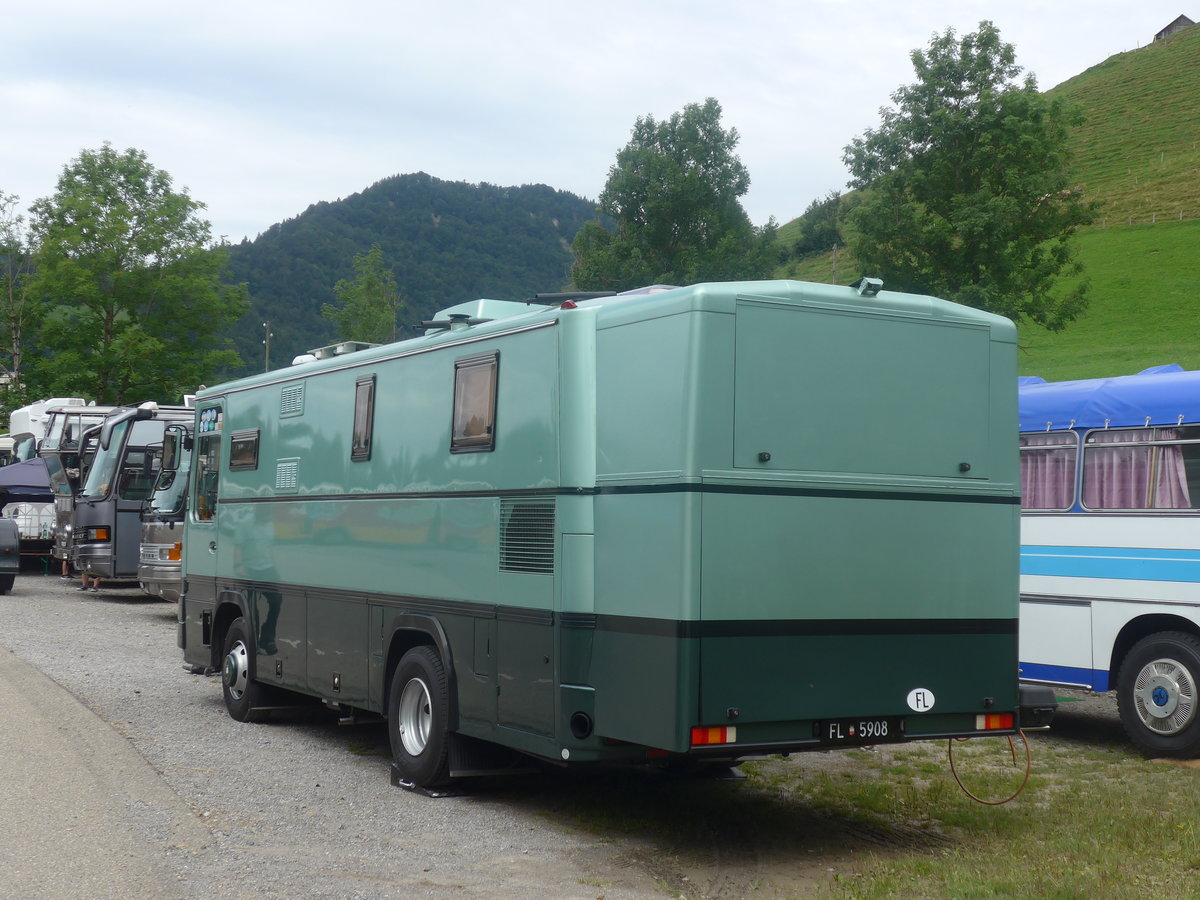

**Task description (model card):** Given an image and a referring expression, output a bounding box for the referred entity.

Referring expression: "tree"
[791,190,844,257]
[572,98,777,291]
[321,244,404,344]
[0,193,43,409]
[28,144,247,403]
[842,22,1097,331]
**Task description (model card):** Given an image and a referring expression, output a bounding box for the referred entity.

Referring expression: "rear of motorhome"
[179,279,1046,787]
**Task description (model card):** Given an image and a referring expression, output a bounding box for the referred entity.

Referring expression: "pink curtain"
[1153,429,1191,509]
[1083,429,1154,509]
[1020,433,1077,509]
[1081,429,1192,509]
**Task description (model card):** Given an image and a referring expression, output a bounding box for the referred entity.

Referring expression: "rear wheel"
[221,617,269,723]
[0,574,14,594]
[1118,631,1200,757]
[388,646,451,787]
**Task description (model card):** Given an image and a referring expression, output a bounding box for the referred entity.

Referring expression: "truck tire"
[388,646,451,787]
[1118,631,1200,757]
[221,617,269,723]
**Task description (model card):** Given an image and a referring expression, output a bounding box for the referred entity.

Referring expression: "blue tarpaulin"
[1018,364,1200,432]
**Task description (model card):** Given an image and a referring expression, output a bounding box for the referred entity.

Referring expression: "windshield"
[13,436,36,462]
[80,419,130,501]
[146,449,191,517]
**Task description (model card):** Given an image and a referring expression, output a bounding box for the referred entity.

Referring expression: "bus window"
[195,433,222,521]
[352,375,375,462]
[1081,426,1200,510]
[117,450,158,500]
[1019,432,1078,510]
[451,353,498,452]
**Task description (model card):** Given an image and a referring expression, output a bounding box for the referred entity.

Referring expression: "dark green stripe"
[217,482,1018,506]
[594,614,1017,639]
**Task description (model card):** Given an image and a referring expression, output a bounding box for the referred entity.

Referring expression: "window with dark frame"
[229,429,260,471]
[194,432,222,522]
[451,353,498,452]
[352,375,376,462]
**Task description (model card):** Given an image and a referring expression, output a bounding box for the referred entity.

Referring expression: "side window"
[1081,425,1200,510]
[352,375,376,462]
[1019,432,1078,510]
[195,432,222,521]
[117,450,157,500]
[451,353,498,453]
[229,429,260,471]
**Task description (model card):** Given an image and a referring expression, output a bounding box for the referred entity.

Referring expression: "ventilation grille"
[280,384,305,417]
[275,459,300,493]
[499,500,555,574]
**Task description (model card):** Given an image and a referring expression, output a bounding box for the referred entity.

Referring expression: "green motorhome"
[179,279,1052,788]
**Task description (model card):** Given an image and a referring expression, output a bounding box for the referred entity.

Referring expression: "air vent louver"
[280,384,304,417]
[499,500,555,574]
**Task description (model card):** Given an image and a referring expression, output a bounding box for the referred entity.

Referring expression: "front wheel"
[388,646,451,787]
[1118,631,1200,757]
[221,617,269,723]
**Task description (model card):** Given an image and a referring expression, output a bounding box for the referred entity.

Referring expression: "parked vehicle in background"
[139,422,192,602]
[5,399,88,559]
[180,278,1053,789]
[73,402,194,584]
[38,403,120,570]
[1019,365,1200,757]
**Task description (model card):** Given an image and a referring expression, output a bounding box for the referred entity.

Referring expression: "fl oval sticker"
[906,688,936,713]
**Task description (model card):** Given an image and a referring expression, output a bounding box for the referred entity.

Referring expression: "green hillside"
[1048,25,1200,227]
[221,174,594,377]
[777,25,1200,384]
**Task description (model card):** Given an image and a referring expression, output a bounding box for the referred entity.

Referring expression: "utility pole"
[263,321,273,372]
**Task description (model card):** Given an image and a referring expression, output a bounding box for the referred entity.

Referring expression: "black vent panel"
[499,500,555,574]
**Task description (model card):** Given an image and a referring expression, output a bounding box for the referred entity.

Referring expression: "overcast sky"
[3,2,1190,243]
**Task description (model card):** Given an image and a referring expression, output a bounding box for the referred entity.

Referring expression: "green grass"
[805,735,1200,899]
[1017,219,1200,380]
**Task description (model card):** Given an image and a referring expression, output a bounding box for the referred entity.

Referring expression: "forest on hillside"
[220,173,597,376]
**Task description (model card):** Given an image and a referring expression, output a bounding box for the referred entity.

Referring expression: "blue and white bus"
[1019,365,1200,756]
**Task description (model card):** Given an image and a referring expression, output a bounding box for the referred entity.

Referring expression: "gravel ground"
[0,571,671,899]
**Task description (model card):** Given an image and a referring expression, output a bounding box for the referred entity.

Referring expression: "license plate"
[818,717,903,745]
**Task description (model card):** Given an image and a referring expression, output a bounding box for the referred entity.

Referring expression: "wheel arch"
[1111,614,1200,689]
[210,590,252,672]
[384,614,458,732]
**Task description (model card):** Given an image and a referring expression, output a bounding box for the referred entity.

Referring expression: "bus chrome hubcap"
[223,640,250,700]
[398,677,432,756]
[1133,657,1196,735]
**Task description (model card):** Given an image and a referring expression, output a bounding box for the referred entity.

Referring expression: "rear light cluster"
[691,726,737,746]
[976,713,1014,731]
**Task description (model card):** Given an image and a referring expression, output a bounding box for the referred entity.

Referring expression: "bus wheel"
[1118,631,1200,757]
[221,617,268,723]
[388,646,451,787]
